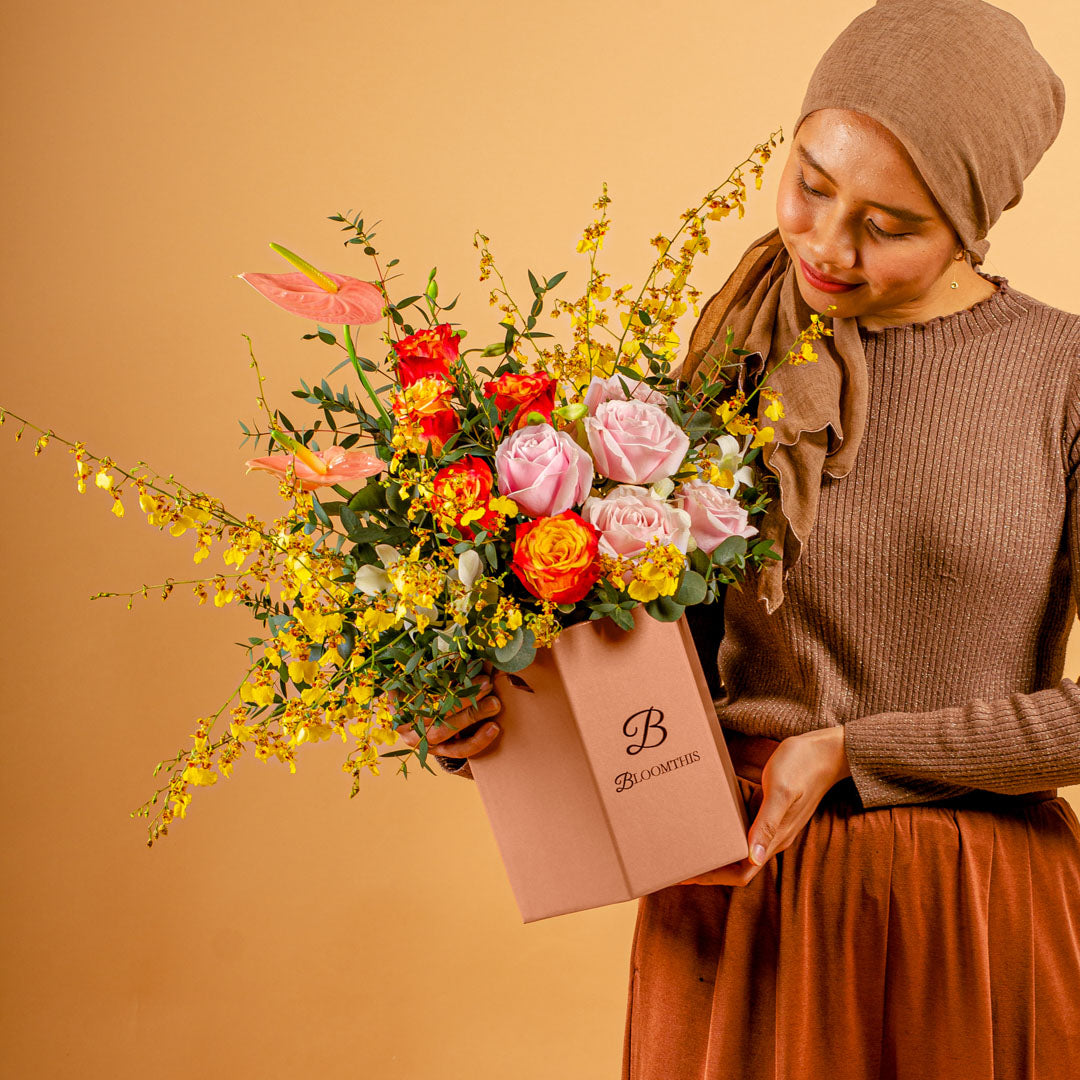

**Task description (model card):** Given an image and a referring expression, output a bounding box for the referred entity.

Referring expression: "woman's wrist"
[830,725,852,782]
[798,725,852,786]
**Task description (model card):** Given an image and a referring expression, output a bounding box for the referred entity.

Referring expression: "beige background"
[2,1,1079,1077]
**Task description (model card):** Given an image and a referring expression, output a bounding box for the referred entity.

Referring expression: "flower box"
[468,614,749,923]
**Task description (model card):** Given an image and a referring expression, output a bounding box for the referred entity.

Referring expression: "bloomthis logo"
[623,707,668,755]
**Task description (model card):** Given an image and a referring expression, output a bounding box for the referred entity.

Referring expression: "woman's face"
[776,108,966,325]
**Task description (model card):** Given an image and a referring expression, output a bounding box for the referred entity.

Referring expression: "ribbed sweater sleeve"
[842,348,1080,808]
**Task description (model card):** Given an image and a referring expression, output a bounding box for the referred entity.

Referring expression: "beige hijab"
[684,0,1065,615]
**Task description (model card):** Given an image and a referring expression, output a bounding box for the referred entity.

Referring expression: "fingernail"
[485,722,499,734]
[750,843,766,864]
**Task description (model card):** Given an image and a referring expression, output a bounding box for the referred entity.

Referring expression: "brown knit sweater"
[441,273,1080,809]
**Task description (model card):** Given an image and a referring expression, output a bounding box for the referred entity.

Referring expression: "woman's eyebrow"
[796,144,933,225]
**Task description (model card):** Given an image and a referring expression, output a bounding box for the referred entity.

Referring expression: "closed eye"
[796,173,910,241]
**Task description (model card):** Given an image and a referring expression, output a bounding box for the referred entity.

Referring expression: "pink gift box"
[468,614,750,923]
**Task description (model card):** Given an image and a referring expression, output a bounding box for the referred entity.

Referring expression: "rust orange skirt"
[622,738,1080,1080]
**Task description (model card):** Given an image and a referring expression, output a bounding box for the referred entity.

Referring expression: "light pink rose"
[675,478,758,554]
[584,373,667,414]
[581,485,692,558]
[494,423,594,518]
[584,399,690,485]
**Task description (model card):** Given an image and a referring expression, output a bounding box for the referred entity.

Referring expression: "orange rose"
[391,376,460,454]
[483,371,557,432]
[510,510,601,603]
[432,456,500,538]
[393,324,460,387]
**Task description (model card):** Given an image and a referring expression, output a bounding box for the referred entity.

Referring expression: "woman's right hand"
[393,675,503,760]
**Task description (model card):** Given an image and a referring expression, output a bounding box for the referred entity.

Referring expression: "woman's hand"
[678,726,852,887]
[394,675,503,759]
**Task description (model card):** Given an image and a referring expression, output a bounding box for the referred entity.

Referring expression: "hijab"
[683,0,1065,615]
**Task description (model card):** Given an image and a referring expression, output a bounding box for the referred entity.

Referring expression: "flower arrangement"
[0,126,831,846]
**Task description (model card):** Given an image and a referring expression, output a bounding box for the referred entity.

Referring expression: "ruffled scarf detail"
[681,228,868,615]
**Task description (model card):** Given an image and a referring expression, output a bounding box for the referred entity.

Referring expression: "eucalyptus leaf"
[493,627,524,663]
[674,570,707,607]
[348,524,410,545]
[690,548,711,576]
[491,637,536,673]
[712,535,748,566]
[311,496,332,528]
[340,506,362,536]
[645,596,685,622]
[348,479,387,513]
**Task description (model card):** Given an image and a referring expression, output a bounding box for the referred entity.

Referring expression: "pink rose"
[494,423,594,518]
[584,399,690,484]
[676,478,758,554]
[581,485,692,558]
[584,373,667,414]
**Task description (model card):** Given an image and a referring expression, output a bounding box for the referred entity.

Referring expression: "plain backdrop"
[3,1,1080,1077]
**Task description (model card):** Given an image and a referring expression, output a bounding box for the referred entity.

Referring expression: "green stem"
[343,325,392,426]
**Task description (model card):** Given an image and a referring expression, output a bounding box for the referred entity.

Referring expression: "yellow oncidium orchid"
[239,680,275,707]
[293,606,343,644]
[181,763,218,787]
[622,542,684,603]
[229,721,257,742]
[361,607,398,635]
[489,495,519,517]
[348,681,374,707]
[287,658,319,685]
[298,687,330,711]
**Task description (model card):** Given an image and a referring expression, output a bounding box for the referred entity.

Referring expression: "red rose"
[431,456,501,538]
[510,510,602,603]
[420,402,460,452]
[483,371,557,431]
[393,324,461,387]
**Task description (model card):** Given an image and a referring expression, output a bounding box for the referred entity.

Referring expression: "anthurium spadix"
[238,242,384,325]
[244,429,384,491]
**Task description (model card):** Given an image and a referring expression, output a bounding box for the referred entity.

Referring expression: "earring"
[950,246,965,289]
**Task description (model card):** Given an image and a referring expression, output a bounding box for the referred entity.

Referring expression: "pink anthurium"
[245,441,385,491]
[238,242,384,325]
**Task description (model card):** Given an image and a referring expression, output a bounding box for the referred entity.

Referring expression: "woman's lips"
[799,257,862,293]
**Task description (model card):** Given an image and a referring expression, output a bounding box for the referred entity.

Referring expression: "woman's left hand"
[678,726,852,887]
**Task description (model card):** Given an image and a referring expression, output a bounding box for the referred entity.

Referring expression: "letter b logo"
[623,707,668,755]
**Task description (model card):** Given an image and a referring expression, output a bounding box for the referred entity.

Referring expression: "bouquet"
[0,126,830,847]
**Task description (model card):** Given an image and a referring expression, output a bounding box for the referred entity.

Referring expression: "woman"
[404,1,1080,1075]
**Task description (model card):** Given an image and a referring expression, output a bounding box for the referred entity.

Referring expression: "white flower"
[649,477,675,500]
[374,543,401,566]
[353,544,402,596]
[354,564,391,596]
[705,434,756,495]
[457,549,483,590]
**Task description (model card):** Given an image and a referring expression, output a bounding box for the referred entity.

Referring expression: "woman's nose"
[804,208,857,271]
